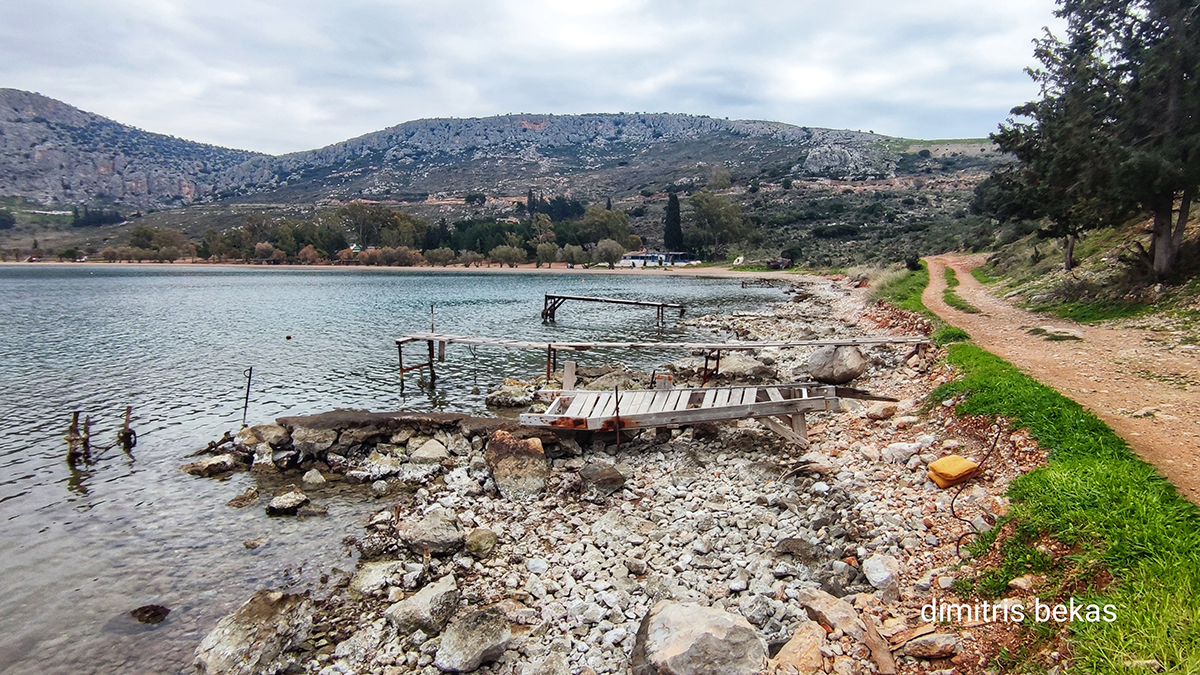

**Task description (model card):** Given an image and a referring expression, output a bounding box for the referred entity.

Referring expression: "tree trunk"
[1151,197,1177,280]
[1172,185,1193,253]
[1064,233,1077,272]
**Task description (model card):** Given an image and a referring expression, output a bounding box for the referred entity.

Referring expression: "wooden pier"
[394,332,930,388]
[541,294,685,325]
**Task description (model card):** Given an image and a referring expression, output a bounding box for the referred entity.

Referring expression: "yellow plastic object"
[927,454,979,488]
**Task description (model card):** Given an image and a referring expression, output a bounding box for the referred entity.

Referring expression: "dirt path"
[924,254,1200,502]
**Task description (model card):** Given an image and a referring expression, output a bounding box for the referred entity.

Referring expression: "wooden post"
[563,361,577,391]
[438,340,446,362]
[66,411,81,463]
[426,341,436,383]
[793,412,808,441]
[118,405,136,452]
[546,345,553,380]
[398,342,405,392]
[82,415,93,460]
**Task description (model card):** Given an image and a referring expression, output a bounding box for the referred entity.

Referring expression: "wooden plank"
[761,416,805,444]
[612,398,832,427]
[739,387,757,405]
[668,390,687,411]
[593,394,617,419]
[564,393,598,417]
[562,362,576,391]
[713,389,731,407]
[644,390,669,414]
[766,387,784,402]
[701,389,718,409]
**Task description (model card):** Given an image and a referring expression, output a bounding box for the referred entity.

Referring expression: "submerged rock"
[182,453,242,477]
[193,590,312,675]
[265,487,309,516]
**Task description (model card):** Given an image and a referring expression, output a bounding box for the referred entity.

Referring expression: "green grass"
[971,266,1000,284]
[943,267,981,313]
[934,344,1200,673]
[870,262,934,318]
[932,325,970,345]
[1033,299,1152,324]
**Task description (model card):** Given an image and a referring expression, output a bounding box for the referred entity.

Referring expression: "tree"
[663,193,683,251]
[593,239,625,269]
[686,191,749,258]
[254,242,277,260]
[559,244,586,267]
[1004,0,1200,279]
[577,206,631,245]
[0,209,15,229]
[986,28,1131,271]
[489,244,526,267]
[457,250,485,267]
[297,244,321,264]
[152,228,187,251]
[424,247,455,266]
[101,246,119,262]
[129,226,156,249]
[535,242,560,268]
[708,166,731,189]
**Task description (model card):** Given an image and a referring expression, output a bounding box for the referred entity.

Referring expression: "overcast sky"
[0,0,1064,155]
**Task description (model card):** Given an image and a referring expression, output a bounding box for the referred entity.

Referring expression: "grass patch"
[971,266,1000,284]
[934,344,1200,672]
[870,262,934,319]
[943,267,981,313]
[1035,299,1152,324]
[932,325,970,345]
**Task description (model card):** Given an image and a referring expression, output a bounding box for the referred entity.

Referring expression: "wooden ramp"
[520,382,871,445]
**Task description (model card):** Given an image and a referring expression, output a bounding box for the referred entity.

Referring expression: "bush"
[0,209,15,229]
[424,247,455,266]
[457,250,485,267]
[559,244,586,266]
[382,246,423,266]
[297,245,321,264]
[489,245,526,267]
[535,243,559,268]
[100,247,119,262]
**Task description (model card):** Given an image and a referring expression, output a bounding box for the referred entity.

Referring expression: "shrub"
[424,247,455,266]
[488,245,526,267]
[593,239,625,269]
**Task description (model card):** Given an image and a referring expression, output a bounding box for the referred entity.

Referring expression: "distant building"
[619,251,695,267]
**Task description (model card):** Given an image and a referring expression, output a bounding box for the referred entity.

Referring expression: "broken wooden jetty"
[394,332,930,389]
[520,382,895,445]
[541,294,685,325]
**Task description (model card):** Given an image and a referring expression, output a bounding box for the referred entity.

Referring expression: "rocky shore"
[184,277,1047,675]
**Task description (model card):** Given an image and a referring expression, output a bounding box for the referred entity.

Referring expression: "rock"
[464,528,498,558]
[182,453,241,477]
[234,426,261,449]
[710,352,775,381]
[225,487,258,509]
[882,442,921,464]
[411,439,449,464]
[485,430,548,502]
[333,622,385,669]
[865,401,898,420]
[1008,575,1036,591]
[795,588,864,640]
[371,480,390,496]
[291,427,337,456]
[130,604,170,624]
[385,574,459,634]
[249,423,290,448]
[350,561,407,595]
[737,594,774,627]
[806,346,867,384]
[583,369,639,391]
[486,380,535,407]
[862,554,901,601]
[193,590,312,675]
[901,633,959,659]
[691,422,720,441]
[302,469,326,485]
[433,606,511,672]
[772,621,825,675]
[580,463,626,497]
[265,487,309,516]
[250,443,278,475]
[631,601,767,675]
[397,507,463,555]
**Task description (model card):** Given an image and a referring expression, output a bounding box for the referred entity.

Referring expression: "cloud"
[0,0,1064,154]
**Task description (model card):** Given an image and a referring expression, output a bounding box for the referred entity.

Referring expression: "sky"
[0,0,1065,156]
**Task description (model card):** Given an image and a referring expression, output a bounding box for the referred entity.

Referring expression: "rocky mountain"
[0,88,262,208]
[214,114,901,204]
[0,89,920,208]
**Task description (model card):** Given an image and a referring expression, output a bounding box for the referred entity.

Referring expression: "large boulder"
[193,590,312,675]
[711,352,775,381]
[806,346,867,384]
[795,588,864,640]
[433,607,512,672]
[385,574,459,634]
[485,430,548,502]
[396,507,463,555]
[631,601,767,675]
[580,463,627,497]
[486,380,535,407]
[771,620,825,675]
[291,427,337,456]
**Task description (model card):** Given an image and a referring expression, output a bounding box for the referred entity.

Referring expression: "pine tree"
[605,197,612,210]
[664,193,683,251]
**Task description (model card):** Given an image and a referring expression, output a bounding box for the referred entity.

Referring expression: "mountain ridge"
[0,89,918,208]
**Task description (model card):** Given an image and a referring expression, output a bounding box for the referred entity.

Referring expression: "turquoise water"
[0,265,782,674]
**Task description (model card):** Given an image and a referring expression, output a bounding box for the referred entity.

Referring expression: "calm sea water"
[0,265,782,675]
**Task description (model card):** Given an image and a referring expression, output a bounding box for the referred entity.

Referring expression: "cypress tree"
[664,193,683,251]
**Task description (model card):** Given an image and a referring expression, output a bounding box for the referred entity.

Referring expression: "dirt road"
[924,255,1200,502]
